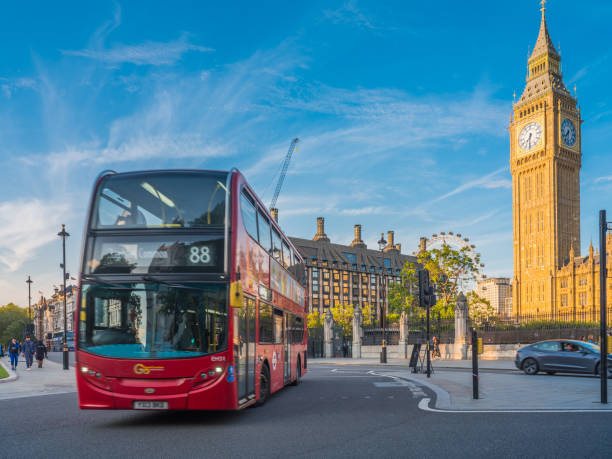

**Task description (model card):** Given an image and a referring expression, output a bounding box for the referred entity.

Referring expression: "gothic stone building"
[511,4,612,318]
[290,217,416,317]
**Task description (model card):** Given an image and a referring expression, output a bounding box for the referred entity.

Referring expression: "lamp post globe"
[378,233,387,364]
[57,224,70,370]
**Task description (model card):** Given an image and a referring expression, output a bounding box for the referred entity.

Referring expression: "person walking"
[35,340,48,368]
[8,338,20,370]
[432,335,441,359]
[22,336,36,371]
[342,338,349,358]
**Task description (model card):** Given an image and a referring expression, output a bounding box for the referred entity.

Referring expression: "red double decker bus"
[75,169,307,410]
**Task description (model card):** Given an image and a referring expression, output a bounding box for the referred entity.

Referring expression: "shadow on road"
[102,410,243,428]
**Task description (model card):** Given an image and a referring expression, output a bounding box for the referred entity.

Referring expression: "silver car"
[515,340,612,377]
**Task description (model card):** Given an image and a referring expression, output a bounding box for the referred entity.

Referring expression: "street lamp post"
[26,276,33,336]
[58,224,70,370]
[378,233,387,364]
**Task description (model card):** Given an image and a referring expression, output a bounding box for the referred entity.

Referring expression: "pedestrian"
[342,338,349,358]
[432,336,441,359]
[35,340,48,368]
[580,335,586,342]
[0,342,3,357]
[8,338,20,371]
[22,336,36,371]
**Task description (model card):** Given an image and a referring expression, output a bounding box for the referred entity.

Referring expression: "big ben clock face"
[561,118,576,147]
[518,122,543,151]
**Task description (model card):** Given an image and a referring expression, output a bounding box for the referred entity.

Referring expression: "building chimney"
[383,231,398,253]
[270,208,279,222]
[313,217,330,242]
[418,237,427,254]
[350,224,366,248]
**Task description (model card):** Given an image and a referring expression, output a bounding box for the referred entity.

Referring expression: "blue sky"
[1,0,611,306]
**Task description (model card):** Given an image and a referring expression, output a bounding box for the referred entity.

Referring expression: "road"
[2,364,612,458]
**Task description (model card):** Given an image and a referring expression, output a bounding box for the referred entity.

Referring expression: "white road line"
[418,397,612,414]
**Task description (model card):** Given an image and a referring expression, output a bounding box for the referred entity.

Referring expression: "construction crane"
[269,138,299,218]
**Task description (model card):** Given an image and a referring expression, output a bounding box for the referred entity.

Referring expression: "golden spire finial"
[540,0,547,16]
[513,91,516,104]
[573,83,577,97]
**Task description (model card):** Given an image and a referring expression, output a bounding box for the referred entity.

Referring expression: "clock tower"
[510,1,582,316]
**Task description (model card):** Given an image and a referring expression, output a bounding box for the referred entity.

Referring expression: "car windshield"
[79,283,227,359]
[92,171,228,229]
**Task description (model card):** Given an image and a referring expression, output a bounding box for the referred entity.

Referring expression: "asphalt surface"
[2,364,612,458]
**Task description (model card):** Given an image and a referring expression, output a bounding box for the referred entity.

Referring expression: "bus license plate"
[133,401,168,410]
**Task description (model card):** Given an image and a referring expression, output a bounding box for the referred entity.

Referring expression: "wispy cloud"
[568,53,610,85]
[62,33,213,66]
[429,167,509,204]
[0,199,71,272]
[61,6,212,66]
[0,77,37,98]
[323,1,377,30]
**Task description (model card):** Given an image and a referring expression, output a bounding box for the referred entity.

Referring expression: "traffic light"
[418,270,436,308]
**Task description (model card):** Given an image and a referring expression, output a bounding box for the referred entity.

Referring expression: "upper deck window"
[92,171,227,229]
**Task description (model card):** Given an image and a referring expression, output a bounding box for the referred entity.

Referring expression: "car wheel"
[522,358,538,375]
[546,371,556,375]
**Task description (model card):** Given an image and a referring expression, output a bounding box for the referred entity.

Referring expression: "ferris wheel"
[415,232,485,293]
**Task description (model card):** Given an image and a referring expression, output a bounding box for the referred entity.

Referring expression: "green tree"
[390,244,481,320]
[361,304,375,325]
[388,262,422,319]
[467,291,499,326]
[330,303,354,337]
[307,310,323,329]
[418,243,481,318]
[0,303,29,345]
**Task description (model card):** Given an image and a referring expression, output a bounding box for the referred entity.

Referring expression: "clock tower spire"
[510,2,582,316]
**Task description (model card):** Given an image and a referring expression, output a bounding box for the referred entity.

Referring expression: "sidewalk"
[310,357,516,371]
[0,355,76,401]
[311,357,612,411]
[384,368,612,411]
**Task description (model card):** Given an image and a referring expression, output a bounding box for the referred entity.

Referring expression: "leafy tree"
[389,243,481,320]
[418,243,481,318]
[0,303,29,345]
[361,304,375,325]
[330,303,354,337]
[467,291,499,326]
[388,262,422,319]
[307,310,323,329]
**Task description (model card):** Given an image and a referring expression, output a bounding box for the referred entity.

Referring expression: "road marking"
[418,398,612,414]
[374,381,410,387]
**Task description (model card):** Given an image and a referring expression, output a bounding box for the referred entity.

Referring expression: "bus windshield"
[92,171,228,229]
[79,283,227,359]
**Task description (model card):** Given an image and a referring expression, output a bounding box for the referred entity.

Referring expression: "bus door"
[284,313,290,384]
[234,296,256,404]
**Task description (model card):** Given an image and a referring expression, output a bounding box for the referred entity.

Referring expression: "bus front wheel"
[291,358,301,386]
[256,364,270,406]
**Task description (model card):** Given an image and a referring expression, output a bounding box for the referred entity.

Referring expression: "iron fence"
[307,327,323,358]
[472,309,612,345]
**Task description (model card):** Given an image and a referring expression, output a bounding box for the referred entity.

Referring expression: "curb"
[309,360,515,372]
[0,360,18,384]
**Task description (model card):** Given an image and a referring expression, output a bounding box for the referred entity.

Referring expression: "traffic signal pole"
[426,300,431,378]
[599,210,608,404]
